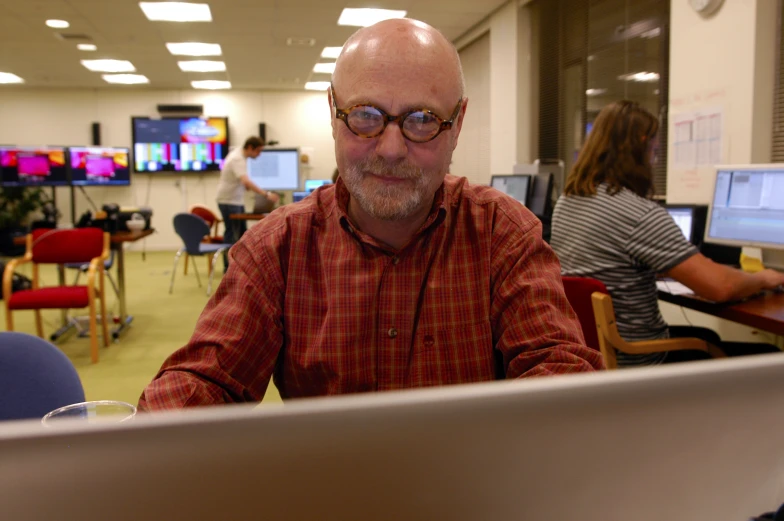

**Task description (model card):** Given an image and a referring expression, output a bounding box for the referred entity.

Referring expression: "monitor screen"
[667,207,694,242]
[247,148,300,190]
[292,191,310,203]
[705,166,784,250]
[528,173,553,218]
[490,175,531,206]
[304,179,332,192]
[69,147,131,186]
[132,117,229,173]
[0,146,69,187]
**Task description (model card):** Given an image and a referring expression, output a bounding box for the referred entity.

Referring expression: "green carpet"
[0,250,282,406]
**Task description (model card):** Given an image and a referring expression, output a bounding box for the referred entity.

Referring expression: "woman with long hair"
[551,100,784,366]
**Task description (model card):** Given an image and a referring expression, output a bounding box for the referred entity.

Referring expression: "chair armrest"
[2,257,31,301]
[623,338,727,358]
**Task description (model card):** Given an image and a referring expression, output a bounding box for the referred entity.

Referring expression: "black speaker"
[259,123,266,142]
[91,122,101,146]
[157,104,203,114]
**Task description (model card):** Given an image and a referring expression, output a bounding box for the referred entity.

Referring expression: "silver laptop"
[3,354,784,520]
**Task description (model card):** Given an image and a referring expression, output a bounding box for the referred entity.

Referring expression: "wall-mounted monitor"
[0,146,69,187]
[132,116,229,173]
[69,147,131,186]
[247,148,300,191]
[704,164,784,251]
[490,174,531,207]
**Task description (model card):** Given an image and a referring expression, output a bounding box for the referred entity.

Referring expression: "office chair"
[561,276,608,352]
[3,227,111,364]
[170,213,231,297]
[184,205,224,275]
[591,292,726,369]
[0,331,86,421]
[60,249,120,339]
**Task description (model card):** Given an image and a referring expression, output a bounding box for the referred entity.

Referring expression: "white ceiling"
[0,0,507,90]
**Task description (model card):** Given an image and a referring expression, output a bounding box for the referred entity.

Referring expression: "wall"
[0,88,335,250]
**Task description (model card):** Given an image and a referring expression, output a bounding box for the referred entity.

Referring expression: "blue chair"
[170,213,232,296]
[0,332,85,421]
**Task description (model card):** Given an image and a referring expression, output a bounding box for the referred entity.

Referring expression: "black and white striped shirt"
[550,184,698,366]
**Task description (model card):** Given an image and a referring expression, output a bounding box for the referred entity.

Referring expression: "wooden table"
[229,213,268,221]
[658,290,784,336]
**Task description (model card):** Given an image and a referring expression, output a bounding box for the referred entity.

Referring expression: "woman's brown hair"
[564,100,659,198]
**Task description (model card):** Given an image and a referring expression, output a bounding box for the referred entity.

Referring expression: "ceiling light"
[337,8,407,27]
[617,71,660,83]
[102,74,150,84]
[321,47,342,59]
[46,19,70,28]
[178,60,226,72]
[191,80,231,90]
[305,81,330,91]
[166,42,222,56]
[81,59,136,72]
[77,44,97,51]
[139,2,212,22]
[0,72,24,84]
[313,62,336,74]
[585,88,607,96]
[640,27,661,39]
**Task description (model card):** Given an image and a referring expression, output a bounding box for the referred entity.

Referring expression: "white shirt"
[216,147,248,205]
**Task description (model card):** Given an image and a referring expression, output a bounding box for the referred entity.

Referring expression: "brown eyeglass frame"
[331,85,463,143]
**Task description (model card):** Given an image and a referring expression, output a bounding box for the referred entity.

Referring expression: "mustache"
[354,157,423,179]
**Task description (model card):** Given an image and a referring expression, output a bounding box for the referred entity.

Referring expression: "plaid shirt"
[139,175,602,410]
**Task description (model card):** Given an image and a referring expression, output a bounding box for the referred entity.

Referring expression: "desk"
[658,290,784,336]
[229,213,268,221]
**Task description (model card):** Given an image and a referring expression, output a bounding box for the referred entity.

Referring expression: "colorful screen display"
[132,117,229,173]
[69,147,131,186]
[0,146,69,186]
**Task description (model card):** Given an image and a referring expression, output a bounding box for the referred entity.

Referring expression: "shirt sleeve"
[491,217,605,378]
[138,236,284,411]
[626,206,698,273]
[230,153,248,180]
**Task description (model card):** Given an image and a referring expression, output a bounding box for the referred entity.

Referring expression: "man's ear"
[450,98,469,151]
[328,89,337,139]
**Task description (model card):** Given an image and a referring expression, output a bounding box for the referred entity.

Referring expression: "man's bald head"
[332,18,465,100]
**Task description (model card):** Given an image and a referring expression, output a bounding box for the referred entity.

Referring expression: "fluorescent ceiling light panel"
[617,71,660,83]
[313,62,336,74]
[46,19,70,28]
[0,72,24,84]
[337,8,406,27]
[77,43,97,51]
[81,59,136,72]
[191,80,231,90]
[102,74,150,84]
[166,42,222,56]
[585,88,607,96]
[178,60,226,72]
[139,2,212,22]
[321,47,342,59]
[305,81,330,91]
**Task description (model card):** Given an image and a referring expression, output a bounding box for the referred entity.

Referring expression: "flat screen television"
[247,148,300,190]
[132,116,229,173]
[69,147,131,186]
[0,146,69,187]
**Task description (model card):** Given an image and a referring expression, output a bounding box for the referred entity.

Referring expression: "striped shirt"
[139,175,602,410]
[550,184,698,366]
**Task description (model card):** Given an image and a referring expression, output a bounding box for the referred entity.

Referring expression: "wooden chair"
[3,228,111,364]
[184,205,223,275]
[562,276,608,352]
[590,292,726,369]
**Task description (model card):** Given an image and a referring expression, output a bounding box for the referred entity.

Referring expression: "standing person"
[215,136,279,269]
[139,18,602,411]
[550,100,784,366]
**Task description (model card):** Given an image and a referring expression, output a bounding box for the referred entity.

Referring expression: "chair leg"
[192,257,203,288]
[88,297,99,363]
[6,308,13,331]
[106,272,120,300]
[34,311,44,338]
[207,255,212,278]
[184,253,189,275]
[169,248,184,294]
[207,249,224,297]
[99,273,110,347]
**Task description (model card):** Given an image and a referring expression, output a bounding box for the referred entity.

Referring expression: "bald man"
[139,19,602,411]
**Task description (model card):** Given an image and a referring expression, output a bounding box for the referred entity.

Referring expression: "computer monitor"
[304,179,332,192]
[528,173,554,218]
[247,148,300,191]
[132,116,229,173]
[705,164,784,251]
[0,146,69,187]
[664,205,708,247]
[292,191,310,203]
[68,147,131,186]
[490,174,531,206]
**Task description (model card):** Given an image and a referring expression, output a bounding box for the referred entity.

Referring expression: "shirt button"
[388,328,398,338]
[392,257,400,265]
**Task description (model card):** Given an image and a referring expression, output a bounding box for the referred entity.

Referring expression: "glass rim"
[41,400,137,424]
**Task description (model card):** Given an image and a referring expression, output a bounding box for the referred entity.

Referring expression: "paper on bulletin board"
[669,105,725,203]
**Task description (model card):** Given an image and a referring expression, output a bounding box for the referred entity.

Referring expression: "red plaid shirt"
[139,175,602,410]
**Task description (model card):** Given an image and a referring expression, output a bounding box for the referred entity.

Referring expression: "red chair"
[561,276,608,352]
[2,228,110,364]
[184,205,223,275]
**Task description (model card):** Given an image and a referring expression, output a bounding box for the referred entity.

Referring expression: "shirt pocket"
[410,320,496,387]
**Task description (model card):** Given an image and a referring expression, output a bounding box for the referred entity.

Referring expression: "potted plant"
[0,187,49,256]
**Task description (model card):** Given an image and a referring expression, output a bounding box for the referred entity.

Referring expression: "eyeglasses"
[331,86,462,143]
